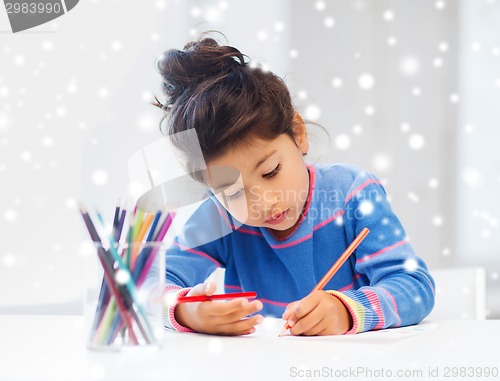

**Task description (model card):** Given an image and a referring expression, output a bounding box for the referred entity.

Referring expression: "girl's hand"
[174,282,264,335]
[281,291,352,336]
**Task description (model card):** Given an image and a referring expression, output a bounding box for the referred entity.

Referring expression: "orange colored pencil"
[279,227,370,336]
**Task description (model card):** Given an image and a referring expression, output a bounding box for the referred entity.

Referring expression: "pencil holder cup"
[86,241,167,351]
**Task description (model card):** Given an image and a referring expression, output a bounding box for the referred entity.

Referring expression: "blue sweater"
[164,164,435,334]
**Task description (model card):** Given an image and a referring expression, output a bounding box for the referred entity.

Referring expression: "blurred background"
[0,0,499,317]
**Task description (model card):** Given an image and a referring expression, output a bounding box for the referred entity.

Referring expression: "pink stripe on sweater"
[270,232,312,249]
[344,178,381,204]
[362,289,385,330]
[356,239,409,264]
[163,286,195,332]
[313,210,344,231]
[338,273,362,292]
[173,241,221,267]
[339,282,354,292]
[259,298,289,307]
[225,284,243,290]
[235,227,263,236]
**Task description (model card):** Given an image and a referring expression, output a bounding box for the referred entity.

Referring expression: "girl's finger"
[289,302,324,335]
[215,314,264,335]
[203,298,262,318]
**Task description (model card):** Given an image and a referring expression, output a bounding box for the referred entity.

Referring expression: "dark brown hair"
[153,35,296,178]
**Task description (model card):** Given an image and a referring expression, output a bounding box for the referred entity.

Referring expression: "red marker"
[177,291,257,304]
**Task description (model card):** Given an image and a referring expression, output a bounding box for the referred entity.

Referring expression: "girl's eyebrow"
[254,150,277,170]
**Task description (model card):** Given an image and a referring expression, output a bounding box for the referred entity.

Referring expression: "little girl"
[152,36,435,336]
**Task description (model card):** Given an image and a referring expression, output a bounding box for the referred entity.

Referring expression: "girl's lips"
[265,210,288,225]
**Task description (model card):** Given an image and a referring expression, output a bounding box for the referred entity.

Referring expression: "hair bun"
[155,37,246,107]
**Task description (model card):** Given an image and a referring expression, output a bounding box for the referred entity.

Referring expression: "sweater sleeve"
[329,171,435,334]
[162,197,231,331]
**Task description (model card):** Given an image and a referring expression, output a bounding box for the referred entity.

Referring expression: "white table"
[0,315,499,381]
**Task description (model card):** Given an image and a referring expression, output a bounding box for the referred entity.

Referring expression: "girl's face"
[208,118,310,238]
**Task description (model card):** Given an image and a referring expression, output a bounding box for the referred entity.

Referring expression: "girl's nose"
[259,187,280,210]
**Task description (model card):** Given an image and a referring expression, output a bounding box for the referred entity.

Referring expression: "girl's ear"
[292,112,309,155]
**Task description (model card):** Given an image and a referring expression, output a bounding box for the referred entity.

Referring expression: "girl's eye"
[225,188,245,201]
[263,164,281,179]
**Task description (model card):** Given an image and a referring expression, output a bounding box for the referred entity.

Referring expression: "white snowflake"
[481,229,491,238]
[372,153,391,172]
[305,105,321,121]
[55,106,66,117]
[92,169,108,186]
[41,41,53,51]
[383,10,394,21]
[257,30,268,41]
[471,42,481,52]
[335,134,351,150]
[400,57,420,76]
[315,1,326,11]
[433,57,443,67]
[21,151,32,162]
[111,41,123,51]
[138,114,157,131]
[14,55,25,66]
[359,200,374,216]
[435,0,446,9]
[407,192,419,203]
[461,167,483,188]
[331,77,343,88]
[404,258,419,272]
[428,178,439,188]
[98,87,109,98]
[190,6,201,17]
[433,216,443,226]
[352,125,363,135]
[67,79,78,94]
[439,42,449,52]
[297,90,307,99]
[364,105,375,116]
[0,112,9,129]
[207,338,224,354]
[400,122,411,133]
[358,73,375,90]
[324,17,335,28]
[0,86,9,97]
[115,269,130,285]
[274,21,285,32]
[42,137,53,147]
[408,134,425,150]
[3,253,16,267]
[464,124,474,133]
